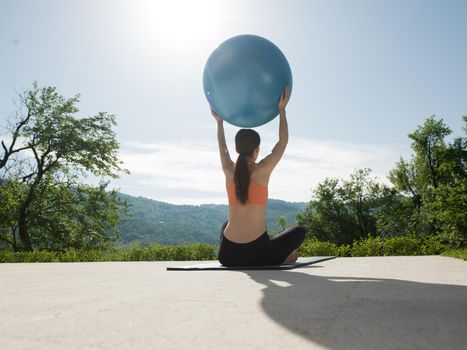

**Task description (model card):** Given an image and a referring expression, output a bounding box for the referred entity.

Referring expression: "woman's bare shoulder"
[251,164,271,185]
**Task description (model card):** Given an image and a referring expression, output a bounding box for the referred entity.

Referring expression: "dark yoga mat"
[166,256,335,271]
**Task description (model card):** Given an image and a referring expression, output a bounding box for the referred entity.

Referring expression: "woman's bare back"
[223,163,271,243]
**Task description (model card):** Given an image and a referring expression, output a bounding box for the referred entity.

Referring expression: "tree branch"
[0,234,13,246]
[0,110,32,169]
[1,140,8,154]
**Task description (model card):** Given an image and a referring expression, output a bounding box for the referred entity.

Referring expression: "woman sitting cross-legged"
[212,86,306,267]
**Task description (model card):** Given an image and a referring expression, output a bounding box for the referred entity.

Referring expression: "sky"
[1,0,466,204]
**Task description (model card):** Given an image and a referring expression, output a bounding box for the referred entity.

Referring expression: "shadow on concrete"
[241,266,467,349]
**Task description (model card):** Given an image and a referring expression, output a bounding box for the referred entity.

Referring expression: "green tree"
[0,82,129,251]
[429,116,467,246]
[275,215,288,232]
[297,169,386,245]
[297,178,351,244]
[430,178,466,247]
[0,178,27,251]
[388,116,466,244]
[342,168,382,238]
[374,186,413,238]
[408,116,452,193]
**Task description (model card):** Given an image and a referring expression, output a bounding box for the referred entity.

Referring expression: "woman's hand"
[278,85,290,112]
[210,107,222,123]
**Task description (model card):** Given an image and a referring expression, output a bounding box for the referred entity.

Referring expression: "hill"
[117,193,307,247]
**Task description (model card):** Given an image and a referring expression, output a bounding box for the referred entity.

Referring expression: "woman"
[212,85,306,267]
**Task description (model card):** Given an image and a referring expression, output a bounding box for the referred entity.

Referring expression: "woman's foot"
[283,250,299,263]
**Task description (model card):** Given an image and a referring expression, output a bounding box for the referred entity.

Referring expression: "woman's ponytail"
[234,152,251,204]
[234,129,261,205]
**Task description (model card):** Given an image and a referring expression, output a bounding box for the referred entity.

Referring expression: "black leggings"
[217,220,306,267]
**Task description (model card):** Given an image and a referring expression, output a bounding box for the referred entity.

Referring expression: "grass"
[441,247,467,261]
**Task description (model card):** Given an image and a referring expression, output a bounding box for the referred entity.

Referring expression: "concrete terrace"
[1,256,466,349]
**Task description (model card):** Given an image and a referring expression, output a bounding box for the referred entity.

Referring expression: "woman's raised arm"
[258,86,290,172]
[211,107,234,175]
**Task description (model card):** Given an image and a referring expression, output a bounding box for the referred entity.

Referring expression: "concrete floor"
[0,256,466,350]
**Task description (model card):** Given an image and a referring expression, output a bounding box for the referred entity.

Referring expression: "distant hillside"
[117,193,307,247]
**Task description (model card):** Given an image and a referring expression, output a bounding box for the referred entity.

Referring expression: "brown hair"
[234,129,260,205]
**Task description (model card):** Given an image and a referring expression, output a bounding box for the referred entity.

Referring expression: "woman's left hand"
[210,107,222,123]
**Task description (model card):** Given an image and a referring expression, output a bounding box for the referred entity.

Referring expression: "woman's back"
[223,164,270,243]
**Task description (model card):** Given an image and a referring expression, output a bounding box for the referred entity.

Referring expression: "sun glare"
[129,0,227,55]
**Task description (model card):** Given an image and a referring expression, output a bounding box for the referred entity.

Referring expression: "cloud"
[121,140,223,191]
[112,137,411,205]
[269,137,409,200]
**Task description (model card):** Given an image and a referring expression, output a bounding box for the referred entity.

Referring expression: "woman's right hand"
[210,107,222,123]
[278,85,290,112]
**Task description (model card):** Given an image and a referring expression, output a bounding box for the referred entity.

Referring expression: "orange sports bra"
[227,180,268,206]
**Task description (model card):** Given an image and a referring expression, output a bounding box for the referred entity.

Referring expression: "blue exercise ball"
[203,34,293,128]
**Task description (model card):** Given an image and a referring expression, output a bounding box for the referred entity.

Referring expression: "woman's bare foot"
[283,250,299,263]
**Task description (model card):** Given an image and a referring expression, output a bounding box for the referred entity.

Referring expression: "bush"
[0,250,58,263]
[0,243,218,263]
[441,247,467,260]
[58,249,108,262]
[351,236,383,256]
[419,235,444,255]
[299,239,337,256]
[383,236,420,256]
[336,244,352,257]
[190,243,218,260]
[0,234,451,263]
